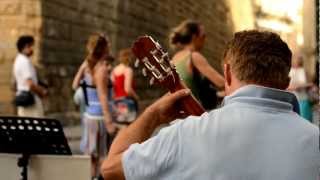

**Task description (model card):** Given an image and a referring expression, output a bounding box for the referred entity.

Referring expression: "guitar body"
[132,36,205,116]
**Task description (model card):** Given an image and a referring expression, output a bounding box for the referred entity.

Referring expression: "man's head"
[223,30,292,95]
[16,35,35,57]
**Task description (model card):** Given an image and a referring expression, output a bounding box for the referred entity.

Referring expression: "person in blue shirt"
[101,30,320,180]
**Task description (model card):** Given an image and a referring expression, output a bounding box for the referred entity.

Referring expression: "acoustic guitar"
[132,36,205,116]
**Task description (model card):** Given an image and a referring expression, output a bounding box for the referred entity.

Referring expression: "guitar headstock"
[131,36,179,90]
[131,36,205,116]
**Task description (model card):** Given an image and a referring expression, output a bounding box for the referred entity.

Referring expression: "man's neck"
[20,52,30,58]
[225,76,247,96]
[227,82,287,96]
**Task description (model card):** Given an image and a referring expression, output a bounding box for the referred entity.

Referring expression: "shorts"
[17,95,44,118]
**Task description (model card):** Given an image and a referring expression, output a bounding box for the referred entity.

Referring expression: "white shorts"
[17,95,44,118]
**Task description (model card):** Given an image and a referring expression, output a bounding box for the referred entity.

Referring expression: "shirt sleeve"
[19,58,34,81]
[122,121,182,180]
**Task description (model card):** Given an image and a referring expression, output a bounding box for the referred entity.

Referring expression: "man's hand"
[105,120,117,135]
[146,89,191,125]
[40,88,48,98]
[101,89,191,180]
[27,79,48,98]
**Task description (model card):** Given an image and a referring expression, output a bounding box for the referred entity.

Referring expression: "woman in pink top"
[111,48,139,127]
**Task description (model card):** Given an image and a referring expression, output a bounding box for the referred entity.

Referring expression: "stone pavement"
[63,125,82,154]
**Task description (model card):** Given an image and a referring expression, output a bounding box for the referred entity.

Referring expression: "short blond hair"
[118,48,132,65]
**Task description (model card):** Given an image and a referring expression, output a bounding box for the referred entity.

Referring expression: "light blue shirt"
[123,85,320,180]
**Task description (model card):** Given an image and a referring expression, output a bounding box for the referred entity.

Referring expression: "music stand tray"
[0,116,72,180]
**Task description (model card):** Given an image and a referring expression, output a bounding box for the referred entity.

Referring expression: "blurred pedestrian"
[13,35,47,117]
[72,61,88,153]
[78,33,116,179]
[288,56,313,121]
[73,54,116,159]
[169,20,224,109]
[111,48,139,129]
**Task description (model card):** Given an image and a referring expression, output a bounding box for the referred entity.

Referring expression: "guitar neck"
[169,80,205,116]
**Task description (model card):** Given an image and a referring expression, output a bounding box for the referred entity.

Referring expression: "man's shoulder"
[174,110,219,133]
[295,116,319,136]
[14,54,30,66]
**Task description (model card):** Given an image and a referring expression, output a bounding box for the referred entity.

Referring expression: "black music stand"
[0,116,72,180]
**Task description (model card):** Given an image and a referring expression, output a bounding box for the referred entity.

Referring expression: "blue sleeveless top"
[83,73,113,117]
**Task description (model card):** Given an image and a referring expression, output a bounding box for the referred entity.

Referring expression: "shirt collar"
[222,85,300,113]
[18,53,30,60]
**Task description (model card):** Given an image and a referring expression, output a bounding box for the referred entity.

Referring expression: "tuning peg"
[149,77,155,85]
[142,68,147,77]
[150,49,157,55]
[134,59,140,68]
[162,52,168,59]
[155,41,161,49]
[170,62,176,69]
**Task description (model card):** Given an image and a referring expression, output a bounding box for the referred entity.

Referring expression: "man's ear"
[224,63,232,86]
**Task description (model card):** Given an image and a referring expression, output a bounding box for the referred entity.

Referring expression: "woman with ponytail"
[72,33,115,179]
[169,20,224,108]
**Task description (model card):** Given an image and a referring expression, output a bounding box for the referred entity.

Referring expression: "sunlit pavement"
[63,125,82,154]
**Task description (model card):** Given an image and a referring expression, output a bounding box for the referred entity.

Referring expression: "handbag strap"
[189,51,202,82]
[189,50,203,76]
[80,80,96,106]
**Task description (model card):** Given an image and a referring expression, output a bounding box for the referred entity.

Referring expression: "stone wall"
[227,0,255,32]
[40,0,119,116]
[302,0,317,81]
[0,0,234,121]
